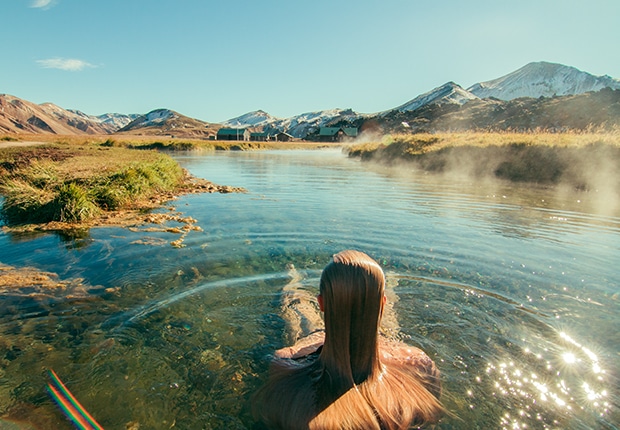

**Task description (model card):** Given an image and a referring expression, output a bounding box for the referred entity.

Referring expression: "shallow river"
[0,149,618,429]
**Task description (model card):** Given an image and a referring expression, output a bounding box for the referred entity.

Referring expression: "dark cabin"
[274,132,294,142]
[250,131,270,141]
[217,128,251,141]
[318,127,358,142]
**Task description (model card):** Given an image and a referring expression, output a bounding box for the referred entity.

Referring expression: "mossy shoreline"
[0,143,245,236]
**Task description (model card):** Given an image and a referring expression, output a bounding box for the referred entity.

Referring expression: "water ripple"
[103,272,289,330]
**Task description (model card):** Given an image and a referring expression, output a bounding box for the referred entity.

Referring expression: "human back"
[253,250,443,429]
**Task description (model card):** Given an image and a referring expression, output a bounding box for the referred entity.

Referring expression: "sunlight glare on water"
[0,149,618,429]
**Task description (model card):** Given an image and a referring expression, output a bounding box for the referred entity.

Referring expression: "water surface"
[0,149,618,429]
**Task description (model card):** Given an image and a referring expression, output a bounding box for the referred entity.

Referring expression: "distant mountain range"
[1,61,619,138]
[222,108,361,139]
[0,95,138,135]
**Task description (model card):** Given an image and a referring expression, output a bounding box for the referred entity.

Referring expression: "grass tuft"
[50,183,100,222]
[1,179,55,224]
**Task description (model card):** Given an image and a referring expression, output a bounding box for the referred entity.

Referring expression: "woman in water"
[253,250,443,429]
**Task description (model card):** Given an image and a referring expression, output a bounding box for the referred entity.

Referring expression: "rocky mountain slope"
[228,62,620,138]
[117,109,216,138]
[223,110,278,128]
[72,110,138,130]
[1,61,619,139]
[381,82,479,115]
[0,94,136,135]
[223,108,360,139]
[375,87,620,134]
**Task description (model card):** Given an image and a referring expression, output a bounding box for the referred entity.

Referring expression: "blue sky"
[1,0,619,122]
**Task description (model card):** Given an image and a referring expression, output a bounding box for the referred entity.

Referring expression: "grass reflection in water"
[1,149,619,429]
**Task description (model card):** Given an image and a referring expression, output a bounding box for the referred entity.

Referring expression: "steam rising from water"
[348,135,620,217]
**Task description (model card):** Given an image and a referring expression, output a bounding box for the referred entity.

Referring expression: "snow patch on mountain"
[144,109,176,124]
[223,110,280,128]
[223,108,362,138]
[468,61,620,100]
[125,109,177,128]
[275,108,359,138]
[94,113,140,129]
[382,82,478,116]
[66,109,139,129]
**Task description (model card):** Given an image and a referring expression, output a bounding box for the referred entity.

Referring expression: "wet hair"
[253,250,443,429]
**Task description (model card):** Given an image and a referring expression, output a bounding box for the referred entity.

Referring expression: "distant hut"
[217,128,251,141]
[318,126,358,142]
[274,132,294,142]
[250,131,270,141]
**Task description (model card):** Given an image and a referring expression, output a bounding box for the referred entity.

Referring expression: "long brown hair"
[253,250,442,429]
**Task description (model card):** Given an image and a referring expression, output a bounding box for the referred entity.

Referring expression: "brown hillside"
[0,94,112,135]
[116,109,218,139]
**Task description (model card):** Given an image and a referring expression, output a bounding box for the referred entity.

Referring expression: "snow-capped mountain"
[223,110,280,128]
[226,83,478,137]
[123,109,177,129]
[68,110,139,130]
[117,108,214,138]
[273,108,360,138]
[2,61,619,138]
[223,108,362,138]
[382,82,478,116]
[468,61,620,100]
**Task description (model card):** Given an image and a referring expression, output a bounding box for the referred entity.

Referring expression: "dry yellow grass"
[345,131,620,190]
[349,131,620,156]
[0,133,334,151]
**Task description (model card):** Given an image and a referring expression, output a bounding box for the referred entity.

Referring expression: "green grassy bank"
[0,143,200,226]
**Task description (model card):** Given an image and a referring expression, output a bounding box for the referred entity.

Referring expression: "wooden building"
[274,132,293,142]
[318,127,358,142]
[217,128,251,141]
[250,131,270,141]
[249,131,295,142]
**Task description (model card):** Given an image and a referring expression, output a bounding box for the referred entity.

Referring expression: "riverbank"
[345,132,620,191]
[1,134,339,151]
[0,142,245,244]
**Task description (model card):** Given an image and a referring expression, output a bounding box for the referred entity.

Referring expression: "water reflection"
[0,150,618,429]
[481,329,611,429]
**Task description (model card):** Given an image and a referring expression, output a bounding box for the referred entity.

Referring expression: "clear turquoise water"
[0,149,618,429]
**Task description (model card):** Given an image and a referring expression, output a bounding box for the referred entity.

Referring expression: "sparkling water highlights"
[0,149,618,429]
[482,328,611,429]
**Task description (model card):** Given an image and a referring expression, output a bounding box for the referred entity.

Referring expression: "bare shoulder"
[378,338,437,374]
